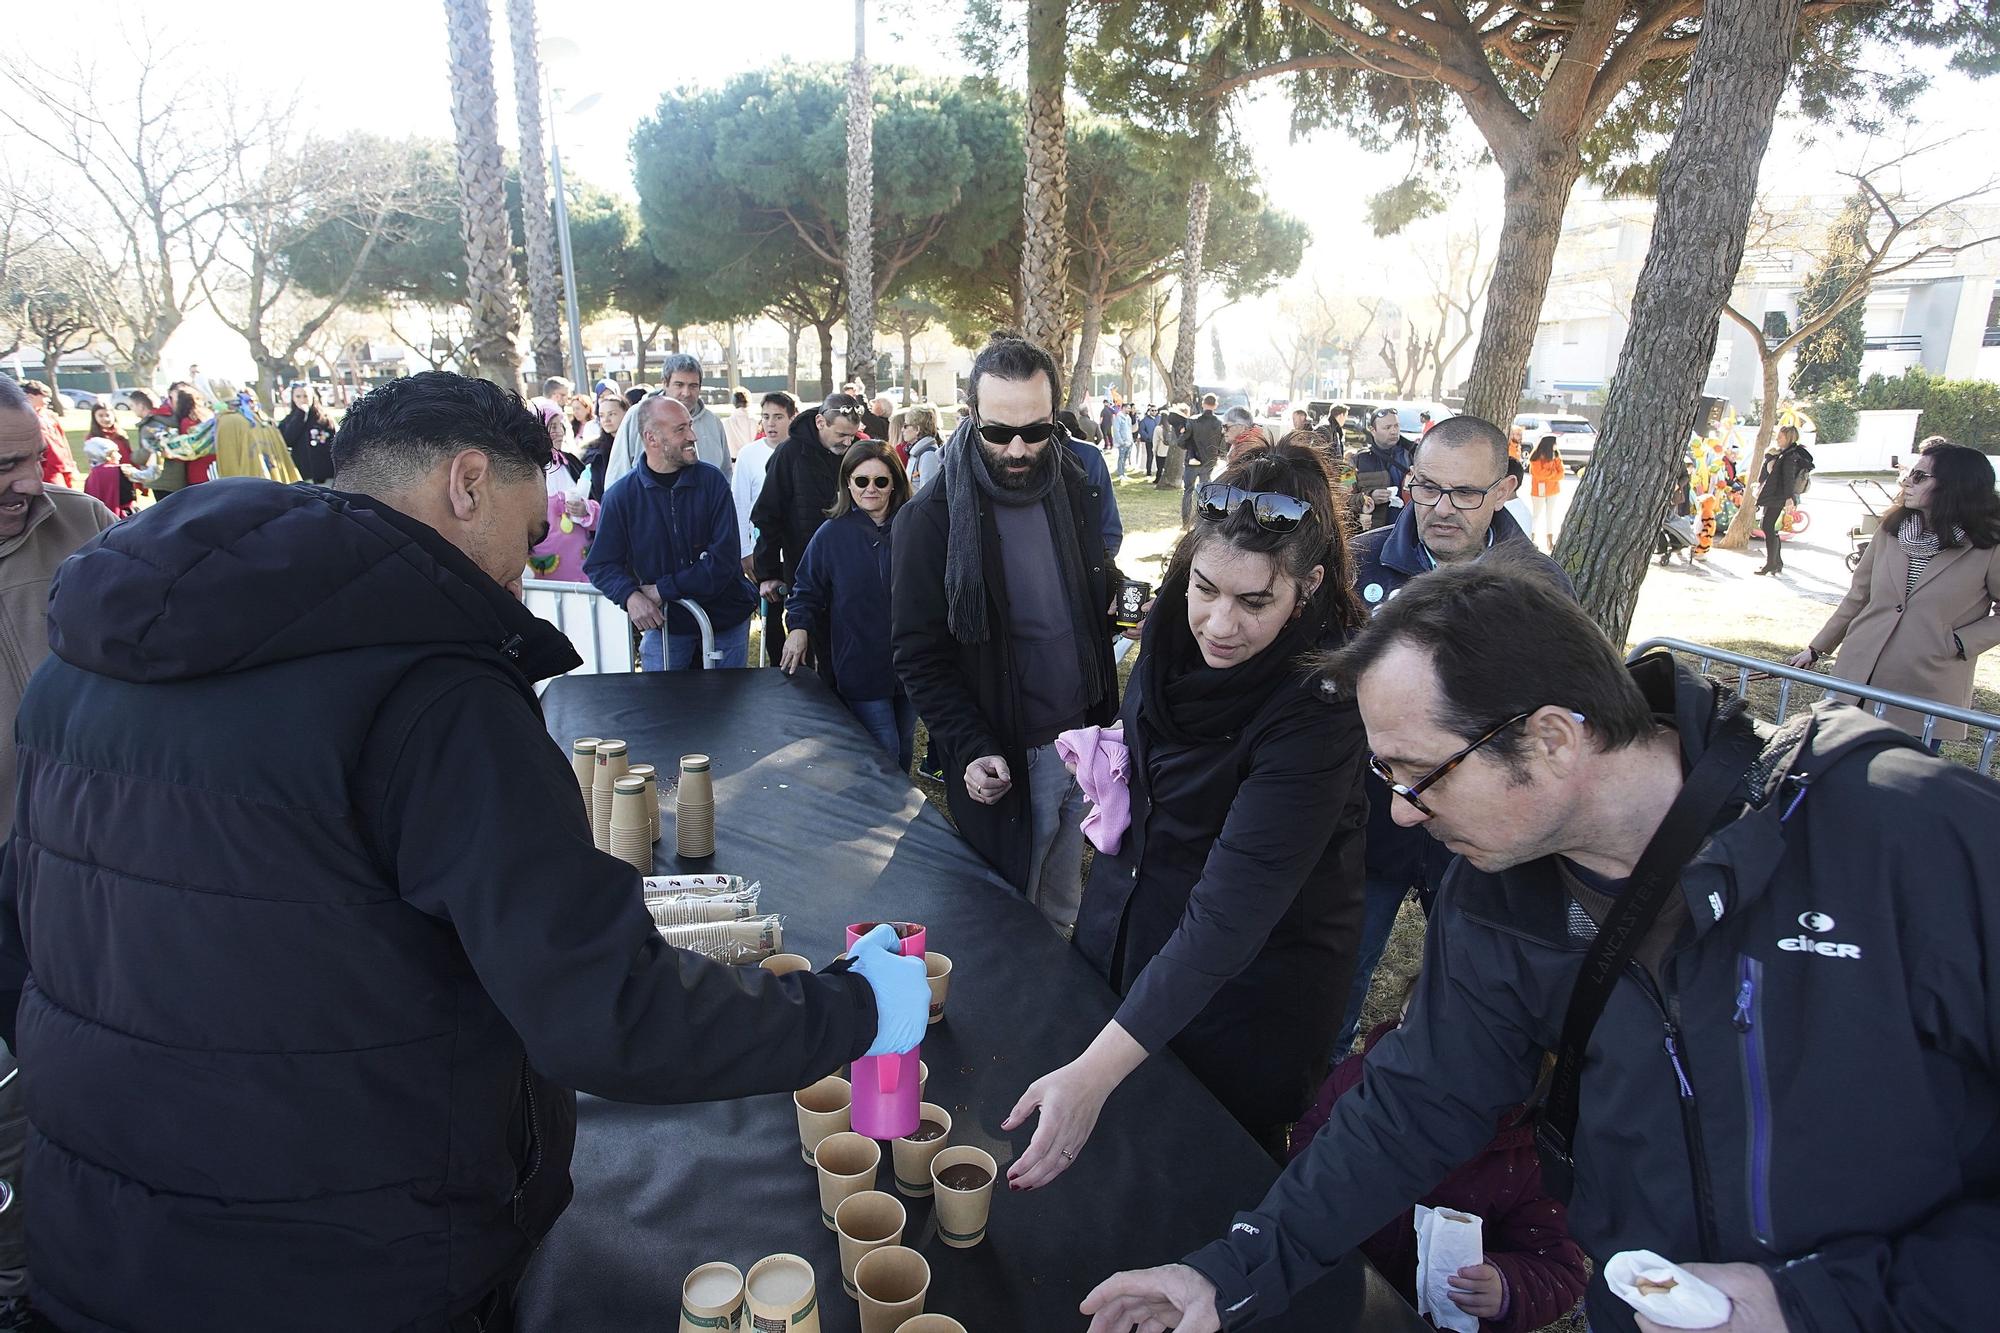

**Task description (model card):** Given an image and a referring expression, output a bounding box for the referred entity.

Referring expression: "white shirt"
[731,437,776,557]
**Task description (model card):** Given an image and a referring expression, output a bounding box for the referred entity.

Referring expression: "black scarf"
[1137,557,1338,748]
[941,417,1108,709]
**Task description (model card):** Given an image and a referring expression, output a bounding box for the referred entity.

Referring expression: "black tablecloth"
[518,669,1426,1333]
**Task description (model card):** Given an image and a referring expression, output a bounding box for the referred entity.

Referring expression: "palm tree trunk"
[506,0,563,382]
[1018,0,1068,352]
[443,0,522,388]
[844,0,876,393]
[1555,0,1802,642]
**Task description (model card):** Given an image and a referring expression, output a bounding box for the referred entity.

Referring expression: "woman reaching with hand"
[1005,443,1371,1185]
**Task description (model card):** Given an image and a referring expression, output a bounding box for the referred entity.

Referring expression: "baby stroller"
[1845,479,1896,572]
[1657,511,1699,565]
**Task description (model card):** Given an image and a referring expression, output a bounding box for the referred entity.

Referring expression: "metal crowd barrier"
[1628,637,1998,776]
[520,579,719,674]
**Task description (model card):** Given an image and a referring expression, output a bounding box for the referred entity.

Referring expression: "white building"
[1525,196,2000,413]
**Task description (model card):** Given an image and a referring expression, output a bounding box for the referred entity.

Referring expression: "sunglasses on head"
[1195,483,1314,532]
[976,420,1056,446]
[851,474,893,490]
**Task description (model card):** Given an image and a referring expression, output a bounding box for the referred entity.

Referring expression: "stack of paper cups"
[627,764,660,845]
[610,775,652,872]
[676,754,715,859]
[591,739,628,853]
[569,738,600,818]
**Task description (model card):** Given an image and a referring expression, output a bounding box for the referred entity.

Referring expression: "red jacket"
[37,412,80,490]
[1290,1022,1588,1333]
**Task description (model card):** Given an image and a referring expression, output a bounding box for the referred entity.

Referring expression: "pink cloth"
[1055,725,1131,854]
[528,492,599,583]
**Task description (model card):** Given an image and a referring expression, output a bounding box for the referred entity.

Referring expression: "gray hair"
[659,353,702,382]
[1223,406,1256,428]
[542,376,573,396]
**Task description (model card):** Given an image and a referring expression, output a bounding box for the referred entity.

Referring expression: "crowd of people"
[0,334,1992,1333]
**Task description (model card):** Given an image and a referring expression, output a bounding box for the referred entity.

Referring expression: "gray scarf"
[1898,513,1963,558]
[941,418,1109,706]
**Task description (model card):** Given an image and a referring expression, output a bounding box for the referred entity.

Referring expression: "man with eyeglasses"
[1346,407,1415,533]
[1334,414,1572,1062]
[1085,556,2000,1333]
[752,393,865,664]
[892,335,1121,928]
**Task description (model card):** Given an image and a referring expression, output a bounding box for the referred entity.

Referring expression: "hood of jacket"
[1376,498,1536,578]
[47,478,580,686]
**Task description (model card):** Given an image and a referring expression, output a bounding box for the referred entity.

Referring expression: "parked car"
[54,389,95,411]
[1513,412,1597,471]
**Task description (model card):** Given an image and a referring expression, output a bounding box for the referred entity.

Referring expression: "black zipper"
[1630,963,1724,1261]
[512,1057,544,1225]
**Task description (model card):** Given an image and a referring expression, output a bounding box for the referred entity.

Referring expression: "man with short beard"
[603,353,730,487]
[892,336,1121,929]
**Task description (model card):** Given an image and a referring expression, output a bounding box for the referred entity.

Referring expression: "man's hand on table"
[964,755,1011,804]
[626,589,665,632]
[1635,1263,1783,1333]
[1082,1264,1220,1333]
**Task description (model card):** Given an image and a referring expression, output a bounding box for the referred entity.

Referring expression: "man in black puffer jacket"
[752,392,864,605]
[0,373,925,1332]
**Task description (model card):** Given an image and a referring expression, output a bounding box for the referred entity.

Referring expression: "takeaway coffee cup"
[591,740,629,852]
[627,763,660,844]
[611,776,653,872]
[794,1075,851,1165]
[900,1318,968,1333]
[845,921,926,958]
[853,1245,929,1333]
[923,953,952,1025]
[676,754,716,859]
[744,1253,820,1333]
[1116,577,1151,629]
[813,1131,881,1231]
[761,953,812,977]
[680,1261,745,1333]
[570,737,600,807]
[930,1146,997,1249]
[890,1103,952,1197]
[834,1190,907,1299]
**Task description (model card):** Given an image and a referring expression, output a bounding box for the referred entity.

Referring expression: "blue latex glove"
[848,923,928,1057]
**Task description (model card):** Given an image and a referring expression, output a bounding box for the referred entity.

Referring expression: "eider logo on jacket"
[1781,910,1860,958]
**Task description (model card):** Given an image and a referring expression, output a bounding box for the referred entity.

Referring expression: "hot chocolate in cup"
[929,1145,997,1249]
[890,1103,952,1197]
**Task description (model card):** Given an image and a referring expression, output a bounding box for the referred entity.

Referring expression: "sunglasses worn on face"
[976,420,1056,445]
[1370,710,1586,816]
[852,474,893,490]
[1195,483,1313,532]
[1905,469,1932,484]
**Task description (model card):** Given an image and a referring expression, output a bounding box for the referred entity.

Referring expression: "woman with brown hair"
[1792,437,2000,747]
[782,440,918,770]
[1007,442,1373,1181]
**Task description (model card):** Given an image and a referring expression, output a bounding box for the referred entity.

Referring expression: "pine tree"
[1791,192,1869,400]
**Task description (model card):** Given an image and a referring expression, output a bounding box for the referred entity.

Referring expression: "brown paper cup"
[571,737,601,790]
[676,796,716,859]
[680,1261,744,1332]
[679,753,714,804]
[891,1103,952,1197]
[899,1318,968,1333]
[813,1132,881,1232]
[834,1190,907,1299]
[744,1253,820,1333]
[628,764,660,844]
[761,953,812,977]
[592,740,629,851]
[794,1075,851,1165]
[923,953,952,1025]
[930,1146,997,1249]
[854,1245,929,1333]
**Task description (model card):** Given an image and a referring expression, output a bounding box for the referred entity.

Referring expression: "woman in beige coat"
[1792,439,2000,744]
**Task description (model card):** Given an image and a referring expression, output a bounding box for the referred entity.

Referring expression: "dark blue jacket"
[1066,435,1123,557]
[787,507,901,702]
[0,480,876,1331]
[586,458,756,637]
[1350,505,1574,888]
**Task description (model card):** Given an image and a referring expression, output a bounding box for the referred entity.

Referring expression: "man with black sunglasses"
[752,393,865,658]
[892,336,1122,929]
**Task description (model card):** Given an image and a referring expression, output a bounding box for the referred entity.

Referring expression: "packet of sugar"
[1605,1250,1733,1329]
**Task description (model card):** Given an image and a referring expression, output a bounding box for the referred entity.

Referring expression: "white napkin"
[1413,1204,1485,1333]
[1605,1250,1733,1330]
